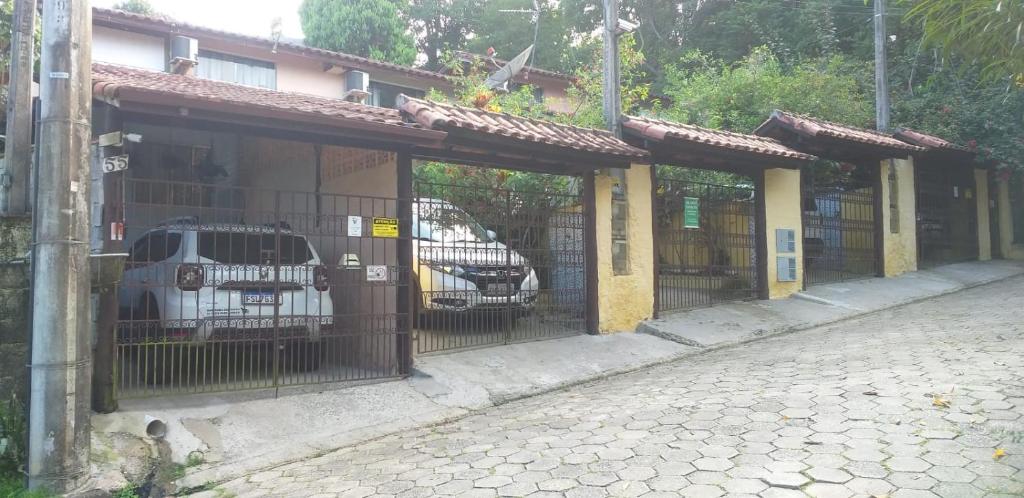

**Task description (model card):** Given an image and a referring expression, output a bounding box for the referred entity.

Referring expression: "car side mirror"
[486,230,497,241]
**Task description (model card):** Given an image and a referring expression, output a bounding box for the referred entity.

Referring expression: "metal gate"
[654,174,758,313]
[802,172,879,286]
[412,177,585,354]
[916,165,978,268]
[113,178,411,398]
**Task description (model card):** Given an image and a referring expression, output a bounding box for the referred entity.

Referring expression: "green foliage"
[112,0,156,15]
[902,0,1024,84]
[660,47,874,132]
[559,34,652,128]
[405,0,482,69]
[0,476,54,498]
[462,0,574,73]
[0,394,27,483]
[299,0,416,65]
[112,484,140,498]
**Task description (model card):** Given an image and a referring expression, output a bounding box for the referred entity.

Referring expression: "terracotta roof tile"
[622,115,817,162]
[892,128,971,153]
[92,63,441,140]
[398,95,647,159]
[755,110,924,153]
[93,7,451,84]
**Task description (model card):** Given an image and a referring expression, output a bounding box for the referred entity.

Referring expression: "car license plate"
[243,292,279,305]
[487,283,512,295]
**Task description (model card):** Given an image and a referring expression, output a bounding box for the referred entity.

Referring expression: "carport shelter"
[755,110,925,284]
[620,116,818,309]
[396,94,651,336]
[90,63,653,402]
[892,128,989,266]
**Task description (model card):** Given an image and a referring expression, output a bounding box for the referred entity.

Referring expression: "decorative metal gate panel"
[655,175,758,313]
[412,178,585,354]
[916,165,978,268]
[802,182,878,286]
[113,179,411,398]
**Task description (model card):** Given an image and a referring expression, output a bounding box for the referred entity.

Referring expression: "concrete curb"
[639,268,1024,351]
[179,269,1023,491]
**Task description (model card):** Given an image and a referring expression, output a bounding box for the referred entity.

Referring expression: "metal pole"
[1,0,37,215]
[602,0,621,138]
[27,0,92,493]
[874,0,890,132]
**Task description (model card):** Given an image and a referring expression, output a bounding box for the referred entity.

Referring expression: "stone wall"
[0,216,31,402]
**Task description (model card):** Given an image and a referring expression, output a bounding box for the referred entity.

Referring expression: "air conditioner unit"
[343,70,370,102]
[169,36,199,75]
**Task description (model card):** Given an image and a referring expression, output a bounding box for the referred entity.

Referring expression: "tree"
[299,0,416,65]
[405,0,481,70]
[463,0,574,73]
[112,0,156,15]
[901,0,1024,84]
[659,47,874,133]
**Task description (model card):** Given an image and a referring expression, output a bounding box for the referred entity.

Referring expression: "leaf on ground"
[993,448,1007,460]
[932,396,951,408]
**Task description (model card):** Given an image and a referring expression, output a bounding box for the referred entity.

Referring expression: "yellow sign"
[372,217,399,238]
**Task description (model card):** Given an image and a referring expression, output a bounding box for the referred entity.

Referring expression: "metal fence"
[916,165,978,269]
[654,177,758,313]
[412,179,586,354]
[113,179,411,398]
[802,186,878,285]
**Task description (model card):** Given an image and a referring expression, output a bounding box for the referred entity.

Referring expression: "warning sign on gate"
[683,197,700,229]
[372,217,399,238]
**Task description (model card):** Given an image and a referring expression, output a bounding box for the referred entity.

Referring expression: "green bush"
[0,394,26,482]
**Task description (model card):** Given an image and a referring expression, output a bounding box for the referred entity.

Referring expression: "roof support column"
[763,168,804,298]
[593,163,654,333]
[880,158,918,276]
[975,169,992,261]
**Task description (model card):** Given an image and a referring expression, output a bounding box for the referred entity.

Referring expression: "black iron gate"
[113,179,411,398]
[412,177,586,354]
[654,174,759,313]
[802,171,879,286]
[916,165,978,268]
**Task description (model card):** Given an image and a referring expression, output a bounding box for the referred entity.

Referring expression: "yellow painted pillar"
[594,164,654,333]
[880,158,918,276]
[996,179,1024,260]
[975,169,992,261]
[763,168,803,298]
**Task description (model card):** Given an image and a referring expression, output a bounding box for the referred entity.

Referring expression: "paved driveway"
[211,277,1024,497]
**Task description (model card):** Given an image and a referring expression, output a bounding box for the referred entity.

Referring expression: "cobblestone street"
[212,277,1024,498]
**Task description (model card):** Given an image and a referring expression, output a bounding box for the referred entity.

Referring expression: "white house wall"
[93,25,166,71]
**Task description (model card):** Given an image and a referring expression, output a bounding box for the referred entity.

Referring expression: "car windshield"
[197,232,314,265]
[416,202,493,243]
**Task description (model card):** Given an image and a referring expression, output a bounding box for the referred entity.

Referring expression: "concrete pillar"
[594,164,654,333]
[880,158,918,276]
[975,169,992,261]
[763,168,803,298]
[996,179,1024,260]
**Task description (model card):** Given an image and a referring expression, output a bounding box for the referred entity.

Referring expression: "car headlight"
[428,263,466,277]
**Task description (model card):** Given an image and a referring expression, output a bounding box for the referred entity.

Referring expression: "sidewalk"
[92,332,697,491]
[639,259,1024,348]
[88,259,1024,492]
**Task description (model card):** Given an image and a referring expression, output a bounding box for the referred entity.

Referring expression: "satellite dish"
[485,44,534,92]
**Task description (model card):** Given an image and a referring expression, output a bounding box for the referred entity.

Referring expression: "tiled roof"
[755,110,924,153]
[892,128,971,153]
[622,116,817,162]
[397,95,648,159]
[93,7,450,84]
[92,63,442,140]
[450,51,573,82]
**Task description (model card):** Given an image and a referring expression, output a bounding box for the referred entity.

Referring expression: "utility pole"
[602,0,621,138]
[27,0,93,493]
[874,0,890,132]
[1,0,37,215]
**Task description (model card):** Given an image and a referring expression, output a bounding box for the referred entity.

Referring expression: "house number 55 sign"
[102,155,130,173]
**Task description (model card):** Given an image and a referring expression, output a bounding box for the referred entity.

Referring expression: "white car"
[413,199,539,315]
[119,218,334,352]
